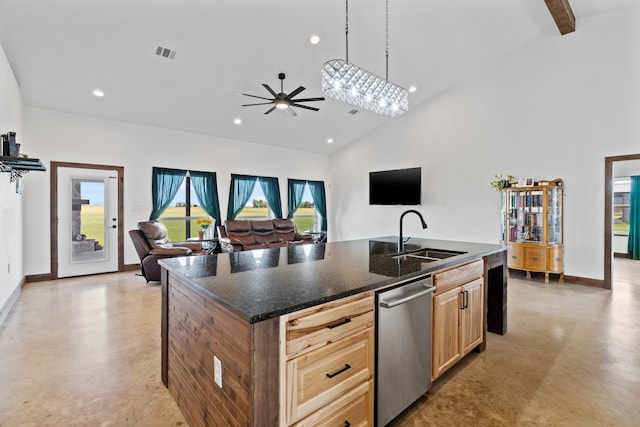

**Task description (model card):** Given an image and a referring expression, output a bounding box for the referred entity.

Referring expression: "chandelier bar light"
[321,0,408,117]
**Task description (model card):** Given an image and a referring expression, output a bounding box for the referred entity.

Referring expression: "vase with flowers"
[195,218,212,239]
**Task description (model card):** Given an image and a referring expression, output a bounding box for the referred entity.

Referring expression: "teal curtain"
[259,176,283,218]
[628,175,640,259]
[307,180,327,232]
[227,174,257,220]
[190,170,222,237]
[287,179,307,218]
[150,167,187,220]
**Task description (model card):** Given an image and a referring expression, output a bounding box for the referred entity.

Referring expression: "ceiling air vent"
[155,46,176,60]
[348,109,359,115]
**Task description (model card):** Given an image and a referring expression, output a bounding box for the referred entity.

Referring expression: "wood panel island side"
[159,237,507,427]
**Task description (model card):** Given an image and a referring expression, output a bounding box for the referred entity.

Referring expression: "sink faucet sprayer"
[398,209,428,253]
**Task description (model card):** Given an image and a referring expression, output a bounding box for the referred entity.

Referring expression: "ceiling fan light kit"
[242,72,324,116]
[321,0,408,117]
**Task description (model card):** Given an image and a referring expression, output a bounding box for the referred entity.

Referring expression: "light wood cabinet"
[502,180,564,282]
[280,292,374,426]
[432,260,484,381]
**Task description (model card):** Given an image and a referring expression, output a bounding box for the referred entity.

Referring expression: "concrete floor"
[0,259,638,426]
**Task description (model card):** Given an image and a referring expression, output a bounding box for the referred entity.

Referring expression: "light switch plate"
[213,355,222,388]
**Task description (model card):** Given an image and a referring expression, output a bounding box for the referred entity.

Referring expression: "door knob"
[111,225,117,229]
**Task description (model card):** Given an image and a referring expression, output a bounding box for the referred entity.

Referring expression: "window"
[287,179,327,233]
[158,175,210,241]
[613,177,631,235]
[236,179,273,220]
[292,184,322,232]
[151,167,221,241]
[227,174,283,221]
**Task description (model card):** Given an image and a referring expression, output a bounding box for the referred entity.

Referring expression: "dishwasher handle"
[379,286,435,309]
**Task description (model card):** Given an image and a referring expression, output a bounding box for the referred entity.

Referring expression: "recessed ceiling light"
[93,89,104,97]
[409,86,417,93]
[234,118,242,125]
[310,35,320,45]
[327,138,334,144]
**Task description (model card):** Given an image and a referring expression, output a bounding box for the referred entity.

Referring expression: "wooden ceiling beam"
[544,0,576,35]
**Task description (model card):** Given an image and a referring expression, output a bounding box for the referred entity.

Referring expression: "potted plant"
[491,174,515,191]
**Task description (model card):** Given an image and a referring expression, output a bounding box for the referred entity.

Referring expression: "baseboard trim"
[563,275,605,288]
[25,273,52,283]
[0,278,24,326]
[613,252,629,259]
[123,264,140,272]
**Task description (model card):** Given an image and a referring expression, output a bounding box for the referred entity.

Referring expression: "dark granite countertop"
[159,236,505,324]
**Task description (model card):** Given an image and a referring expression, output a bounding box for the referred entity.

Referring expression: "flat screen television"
[369,167,421,205]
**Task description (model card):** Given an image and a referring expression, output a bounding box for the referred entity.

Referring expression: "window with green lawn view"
[158,175,212,242]
[292,184,322,232]
[236,181,273,221]
[614,177,630,235]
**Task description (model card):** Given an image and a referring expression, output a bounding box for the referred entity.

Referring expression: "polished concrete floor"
[0,259,638,426]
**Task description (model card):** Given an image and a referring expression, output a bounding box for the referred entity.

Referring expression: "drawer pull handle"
[555,257,561,262]
[326,318,351,329]
[532,257,538,261]
[511,255,518,259]
[344,422,351,427]
[326,364,351,379]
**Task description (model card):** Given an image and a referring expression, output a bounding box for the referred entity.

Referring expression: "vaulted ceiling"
[0,0,637,154]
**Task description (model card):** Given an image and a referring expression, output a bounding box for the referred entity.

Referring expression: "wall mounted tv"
[369,167,421,205]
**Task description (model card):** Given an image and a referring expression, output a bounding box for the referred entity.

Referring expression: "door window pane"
[72,179,106,262]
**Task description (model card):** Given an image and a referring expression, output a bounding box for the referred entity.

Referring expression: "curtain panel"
[287,179,307,218]
[227,174,258,220]
[307,180,327,232]
[259,176,283,218]
[190,170,222,237]
[149,167,187,220]
[628,175,640,259]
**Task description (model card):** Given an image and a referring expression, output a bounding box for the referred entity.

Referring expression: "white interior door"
[57,167,118,278]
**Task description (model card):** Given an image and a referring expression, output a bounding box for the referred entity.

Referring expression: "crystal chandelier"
[321,0,408,117]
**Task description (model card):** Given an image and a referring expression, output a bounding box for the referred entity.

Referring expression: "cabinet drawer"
[524,247,546,271]
[286,328,374,424]
[508,245,524,269]
[286,292,374,356]
[292,380,372,427]
[547,246,563,272]
[433,259,483,294]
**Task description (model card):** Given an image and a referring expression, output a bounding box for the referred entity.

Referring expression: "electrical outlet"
[213,356,222,388]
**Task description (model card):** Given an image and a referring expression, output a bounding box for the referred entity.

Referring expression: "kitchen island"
[159,236,507,426]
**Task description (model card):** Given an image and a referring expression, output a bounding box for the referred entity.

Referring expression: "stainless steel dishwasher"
[376,276,434,426]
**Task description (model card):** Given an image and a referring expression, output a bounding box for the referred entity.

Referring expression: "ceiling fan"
[241,73,325,116]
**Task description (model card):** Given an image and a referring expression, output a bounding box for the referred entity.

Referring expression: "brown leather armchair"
[129,220,204,282]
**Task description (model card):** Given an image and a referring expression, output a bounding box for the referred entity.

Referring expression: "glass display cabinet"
[502,179,564,283]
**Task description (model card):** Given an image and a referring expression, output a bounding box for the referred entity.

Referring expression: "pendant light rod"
[385,0,389,81]
[345,0,349,63]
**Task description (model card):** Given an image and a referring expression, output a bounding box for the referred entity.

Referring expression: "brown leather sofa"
[218,218,313,252]
[129,220,205,282]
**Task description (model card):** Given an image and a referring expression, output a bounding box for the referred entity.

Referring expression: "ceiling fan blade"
[290,103,320,111]
[242,93,273,101]
[264,106,277,115]
[242,101,275,106]
[262,84,278,98]
[286,86,306,99]
[290,97,325,102]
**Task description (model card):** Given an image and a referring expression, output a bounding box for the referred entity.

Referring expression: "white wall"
[330,9,640,281]
[22,108,330,275]
[0,43,24,311]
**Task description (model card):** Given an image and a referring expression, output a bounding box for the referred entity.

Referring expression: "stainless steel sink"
[393,248,466,262]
